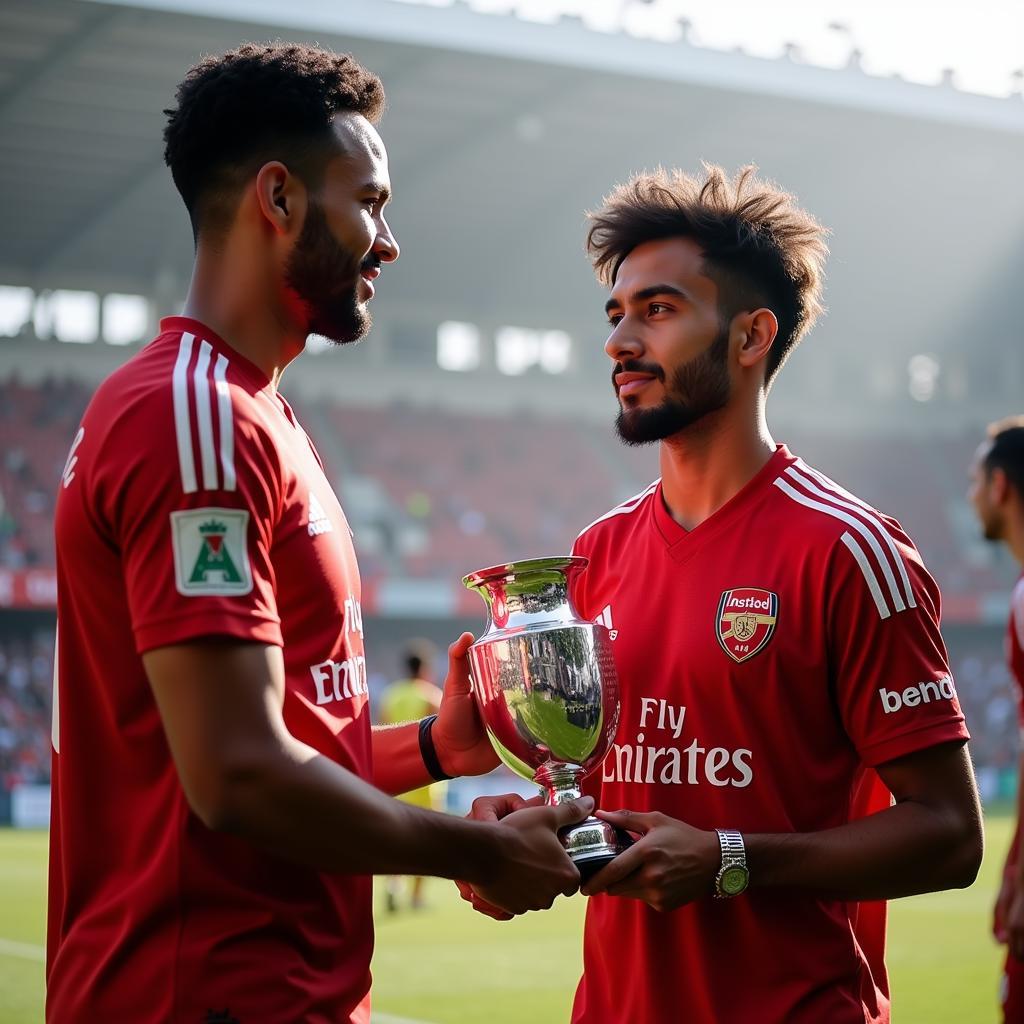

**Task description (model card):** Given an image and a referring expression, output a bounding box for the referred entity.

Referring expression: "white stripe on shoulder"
[172,334,197,494]
[576,480,659,541]
[773,476,906,617]
[785,465,916,610]
[213,353,236,492]
[192,339,218,490]
[839,532,890,620]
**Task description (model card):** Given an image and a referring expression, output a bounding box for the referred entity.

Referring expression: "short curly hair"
[163,42,385,236]
[587,165,828,387]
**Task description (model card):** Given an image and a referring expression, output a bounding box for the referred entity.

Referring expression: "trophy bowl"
[462,555,631,881]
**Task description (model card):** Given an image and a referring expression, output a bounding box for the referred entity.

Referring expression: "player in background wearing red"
[463,166,983,1023]
[969,417,1024,1023]
[47,44,589,1024]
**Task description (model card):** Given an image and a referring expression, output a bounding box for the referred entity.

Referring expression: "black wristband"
[418,714,454,782]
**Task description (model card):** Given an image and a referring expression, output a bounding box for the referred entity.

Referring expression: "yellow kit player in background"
[380,642,447,911]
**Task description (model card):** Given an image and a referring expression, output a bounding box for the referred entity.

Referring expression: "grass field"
[0,815,1010,1024]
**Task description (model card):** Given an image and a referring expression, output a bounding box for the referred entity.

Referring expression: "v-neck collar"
[653,445,795,564]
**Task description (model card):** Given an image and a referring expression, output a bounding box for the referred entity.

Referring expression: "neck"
[182,236,307,390]
[1004,509,1024,569]
[657,395,775,531]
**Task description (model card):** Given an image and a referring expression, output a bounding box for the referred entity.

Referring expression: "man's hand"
[580,809,720,912]
[456,792,543,920]
[471,796,593,916]
[431,633,500,778]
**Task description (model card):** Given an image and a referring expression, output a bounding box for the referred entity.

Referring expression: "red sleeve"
[826,526,969,767]
[97,388,284,654]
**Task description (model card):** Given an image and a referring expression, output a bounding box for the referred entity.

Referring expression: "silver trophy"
[463,555,631,881]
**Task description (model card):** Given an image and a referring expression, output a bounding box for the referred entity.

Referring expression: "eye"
[647,302,669,315]
[607,313,623,327]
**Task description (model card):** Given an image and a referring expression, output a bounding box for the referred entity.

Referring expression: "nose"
[604,322,642,363]
[374,217,399,264]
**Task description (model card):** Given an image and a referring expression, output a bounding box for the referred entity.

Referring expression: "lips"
[614,371,657,396]
[359,266,380,300]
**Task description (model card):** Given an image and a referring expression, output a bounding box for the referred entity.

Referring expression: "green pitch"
[0,816,1010,1023]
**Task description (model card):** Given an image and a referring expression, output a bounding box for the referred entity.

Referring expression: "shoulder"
[775,456,930,621]
[573,479,660,553]
[1011,577,1024,648]
[90,328,275,489]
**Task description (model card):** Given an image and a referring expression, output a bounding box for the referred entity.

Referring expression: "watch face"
[721,866,749,896]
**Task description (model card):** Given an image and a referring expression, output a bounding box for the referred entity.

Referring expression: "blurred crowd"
[0,628,53,789]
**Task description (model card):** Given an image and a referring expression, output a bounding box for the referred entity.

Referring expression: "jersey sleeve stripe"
[839,532,891,620]
[1013,579,1024,651]
[773,477,905,615]
[575,479,659,541]
[193,339,219,490]
[785,465,917,610]
[213,353,236,492]
[172,333,198,494]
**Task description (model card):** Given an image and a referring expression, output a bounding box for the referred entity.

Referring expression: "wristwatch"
[714,829,749,898]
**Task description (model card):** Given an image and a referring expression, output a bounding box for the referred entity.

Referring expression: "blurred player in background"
[465,165,984,1024]
[380,640,446,911]
[969,417,1024,1023]
[46,42,590,1024]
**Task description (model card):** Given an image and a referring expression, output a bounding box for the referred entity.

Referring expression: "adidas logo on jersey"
[594,604,618,640]
[308,493,333,537]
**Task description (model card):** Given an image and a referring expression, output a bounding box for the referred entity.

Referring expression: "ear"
[989,466,1010,505]
[734,307,779,370]
[253,161,306,237]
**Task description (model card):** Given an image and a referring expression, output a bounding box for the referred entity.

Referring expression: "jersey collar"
[653,444,797,563]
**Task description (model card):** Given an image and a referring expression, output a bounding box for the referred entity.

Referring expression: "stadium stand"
[0,377,1017,798]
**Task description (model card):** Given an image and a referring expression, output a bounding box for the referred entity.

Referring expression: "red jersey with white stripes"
[49,317,374,1023]
[570,445,968,1024]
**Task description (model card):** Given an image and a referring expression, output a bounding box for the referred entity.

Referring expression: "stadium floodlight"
[0,286,32,337]
[102,294,149,346]
[437,321,481,371]
[908,353,941,402]
[38,290,99,344]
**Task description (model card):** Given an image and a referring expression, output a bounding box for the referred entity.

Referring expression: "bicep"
[142,640,288,825]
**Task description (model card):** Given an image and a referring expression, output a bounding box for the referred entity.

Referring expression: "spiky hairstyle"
[985,415,1024,498]
[587,165,829,385]
[163,42,384,235]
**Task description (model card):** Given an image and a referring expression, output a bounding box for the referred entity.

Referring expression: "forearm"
[744,797,981,900]
[371,720,435,795]
[211,735,496,883]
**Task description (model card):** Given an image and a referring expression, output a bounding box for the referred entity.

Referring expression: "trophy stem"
[534,762,584,805]
[534,761,631,884]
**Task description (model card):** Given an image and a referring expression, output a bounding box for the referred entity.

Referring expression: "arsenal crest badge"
[717,588,778,663]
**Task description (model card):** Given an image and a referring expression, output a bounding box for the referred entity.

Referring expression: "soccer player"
[968,417,1024,1023]
[47,43,589,1023]
[463,166,983,1023]
[380,641,446,911]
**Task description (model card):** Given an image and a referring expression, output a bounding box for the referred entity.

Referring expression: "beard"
[284,198,375,345]
[615,328,731,446]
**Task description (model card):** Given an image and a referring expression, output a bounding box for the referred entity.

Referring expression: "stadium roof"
[2,0,1023,402]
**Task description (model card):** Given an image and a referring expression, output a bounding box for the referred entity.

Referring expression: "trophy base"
[560,816,634,886]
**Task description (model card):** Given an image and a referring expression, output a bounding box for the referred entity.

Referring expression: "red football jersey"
[570,445,969,1024]
[49,318,374,1023]
[1010,575,1024,712]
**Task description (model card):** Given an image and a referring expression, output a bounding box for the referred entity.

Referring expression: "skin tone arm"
[371,633,499,797]
[142,638,589,914]
[464,741,982,914]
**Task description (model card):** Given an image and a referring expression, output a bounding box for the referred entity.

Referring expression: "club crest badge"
[717,588,778,663]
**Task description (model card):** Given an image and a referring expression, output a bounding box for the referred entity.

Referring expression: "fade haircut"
[985,415,1024,499]
[163,42,385,237]
[586,164,828,386]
